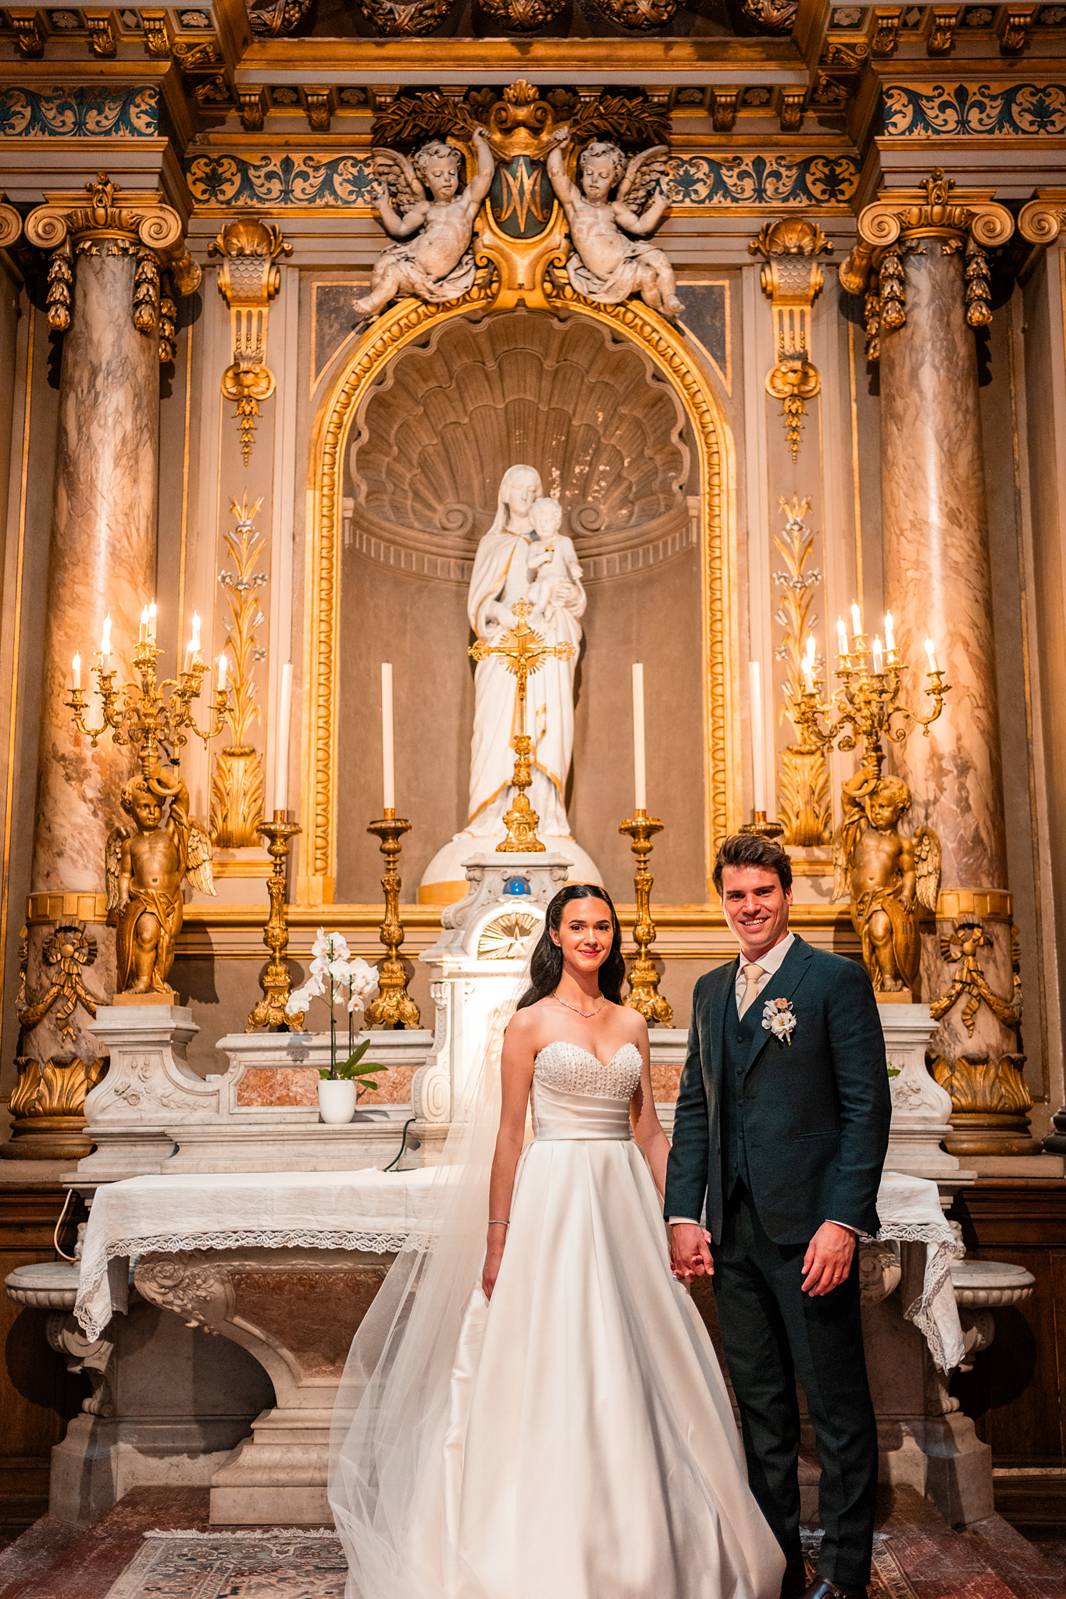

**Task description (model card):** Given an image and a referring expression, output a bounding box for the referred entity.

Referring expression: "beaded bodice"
[531,1041,642,1141]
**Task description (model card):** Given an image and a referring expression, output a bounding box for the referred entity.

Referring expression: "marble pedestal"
[132,1247,395,1524]
[4,1259,271,1526]
[882,1004,973,1183]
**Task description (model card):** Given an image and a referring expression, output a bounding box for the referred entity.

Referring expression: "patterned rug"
[102,1528,919,1599]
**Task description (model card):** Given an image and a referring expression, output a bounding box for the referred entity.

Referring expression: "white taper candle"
[381,662,395,812]
[72,652,81,691]
[749,659,767,814]
[631,662,647,812]
[273,661,293,814]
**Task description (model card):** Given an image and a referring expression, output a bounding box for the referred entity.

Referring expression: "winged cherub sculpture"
[545,131,681,320]
[105,772,214,999]
[833,761,941,993]
[352,129,496,319]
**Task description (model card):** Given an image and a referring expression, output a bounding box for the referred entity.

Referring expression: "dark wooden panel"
[950,1181,1066,1499]
[0,1186,82,1538]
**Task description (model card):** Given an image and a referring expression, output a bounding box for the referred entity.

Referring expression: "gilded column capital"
[24,172,201,342]
[1018,193,1066,247]
[0,199,21,251]
[839,170,1013,358]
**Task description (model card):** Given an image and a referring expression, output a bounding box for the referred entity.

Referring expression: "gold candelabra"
[790,625,949,777]
[66,614,229,781]
[469,600,576,854]
[619,809,673,1026]
[363,810,420,1029]
[247,811,302,1030]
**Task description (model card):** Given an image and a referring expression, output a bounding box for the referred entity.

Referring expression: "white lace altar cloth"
[876,1169,965,1373]
[74,1168,438,1342]
[73,1165,965,1371]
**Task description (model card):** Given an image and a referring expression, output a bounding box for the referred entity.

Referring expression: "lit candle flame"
[884,611,896,656]
[836,616,848,660]
[72,652,81,691]
[850,601,862,640]
[217,652,228,693]
[100,613,112,660]
[924,637,939,675]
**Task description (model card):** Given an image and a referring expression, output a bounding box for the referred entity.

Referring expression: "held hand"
[669,1222,713,1281]
[801,1221,856,1296]
[481,1239,505,1301]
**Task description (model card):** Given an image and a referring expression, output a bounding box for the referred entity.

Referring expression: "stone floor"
[0,1486,1063,1599]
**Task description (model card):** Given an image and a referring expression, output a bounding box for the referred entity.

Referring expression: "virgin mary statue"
[419,464,602,901]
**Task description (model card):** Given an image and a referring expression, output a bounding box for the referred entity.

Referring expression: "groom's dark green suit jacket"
[666,935,891,1247]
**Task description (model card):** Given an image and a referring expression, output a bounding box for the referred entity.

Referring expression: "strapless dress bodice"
[531,1040,643,1141]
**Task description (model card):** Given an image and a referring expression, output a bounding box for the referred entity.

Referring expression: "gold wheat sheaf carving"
[772,496,831,846]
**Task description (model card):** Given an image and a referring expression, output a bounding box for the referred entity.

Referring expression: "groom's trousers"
[713,1183,878,1591]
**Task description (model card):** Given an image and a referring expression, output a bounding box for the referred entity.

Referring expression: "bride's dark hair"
[517,884,626,1010]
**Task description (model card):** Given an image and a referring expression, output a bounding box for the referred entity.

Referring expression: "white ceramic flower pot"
[318,1078,357,1125]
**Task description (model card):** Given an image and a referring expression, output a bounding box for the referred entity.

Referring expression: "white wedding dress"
[330,1039,785,1599]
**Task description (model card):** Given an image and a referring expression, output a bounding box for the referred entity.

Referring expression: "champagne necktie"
[738,962,765,1018]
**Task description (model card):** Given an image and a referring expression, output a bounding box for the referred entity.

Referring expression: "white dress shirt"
[669,932,854,1235]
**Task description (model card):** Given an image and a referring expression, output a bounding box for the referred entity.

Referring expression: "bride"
[329,883,785,1599]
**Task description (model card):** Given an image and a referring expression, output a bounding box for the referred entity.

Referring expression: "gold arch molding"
[301,280,737,906]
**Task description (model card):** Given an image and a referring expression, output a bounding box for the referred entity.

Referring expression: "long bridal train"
[329,1039,784,1599]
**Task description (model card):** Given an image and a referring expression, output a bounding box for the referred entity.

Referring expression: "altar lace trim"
[74,1227,410,1341]
[877,1220,965,1374]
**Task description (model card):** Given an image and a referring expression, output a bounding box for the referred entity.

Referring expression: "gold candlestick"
[618,809,673,1026]
[247,810,302,1030]
[364,809,420,1029]
[739,809,785,839]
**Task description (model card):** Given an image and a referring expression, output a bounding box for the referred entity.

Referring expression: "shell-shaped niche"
[345,309,693,576]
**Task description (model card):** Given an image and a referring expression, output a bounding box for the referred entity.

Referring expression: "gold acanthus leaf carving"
[209,219,292,465]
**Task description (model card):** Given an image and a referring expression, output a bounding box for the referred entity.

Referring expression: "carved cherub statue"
[352,129,496,319]
[834,763,941,993]
[545,132,681,320]
[105,772,214,998]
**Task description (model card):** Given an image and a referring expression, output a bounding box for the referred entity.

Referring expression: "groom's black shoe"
[800,1580,868,1599]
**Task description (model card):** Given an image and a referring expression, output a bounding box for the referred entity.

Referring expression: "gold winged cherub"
[105,772,214,998]
[834,762,941,993]
[352,130,496,319]
[545,132,681,320]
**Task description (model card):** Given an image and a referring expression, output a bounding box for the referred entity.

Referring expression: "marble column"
[3,180,199,1159]
[846,177,1033,1154]
[1018,197,1066,1154]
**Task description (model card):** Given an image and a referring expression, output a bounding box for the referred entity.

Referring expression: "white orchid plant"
[286,929,384,1091]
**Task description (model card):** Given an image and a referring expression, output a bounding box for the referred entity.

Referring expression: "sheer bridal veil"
[328,979,526,1598]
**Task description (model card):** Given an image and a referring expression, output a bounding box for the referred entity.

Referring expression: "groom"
[666,833,890,1599]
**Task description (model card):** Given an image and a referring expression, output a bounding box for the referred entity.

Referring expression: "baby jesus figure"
[527,496,585,628]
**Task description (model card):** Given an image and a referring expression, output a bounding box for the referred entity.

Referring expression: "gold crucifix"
[469,599,576,853]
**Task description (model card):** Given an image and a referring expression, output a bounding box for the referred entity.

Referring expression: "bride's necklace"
[551,991,604,1020]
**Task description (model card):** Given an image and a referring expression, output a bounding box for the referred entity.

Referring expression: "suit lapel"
[705,957,736,1093]
[744,935,814,1074]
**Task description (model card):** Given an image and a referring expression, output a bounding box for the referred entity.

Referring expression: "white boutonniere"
[761,996,797,1046]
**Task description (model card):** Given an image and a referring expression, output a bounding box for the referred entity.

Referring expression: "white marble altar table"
[74,1167,437,1342]
[74,1164,964,1369]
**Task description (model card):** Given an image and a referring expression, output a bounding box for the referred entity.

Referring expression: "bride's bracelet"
[488,1219,510,1229]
